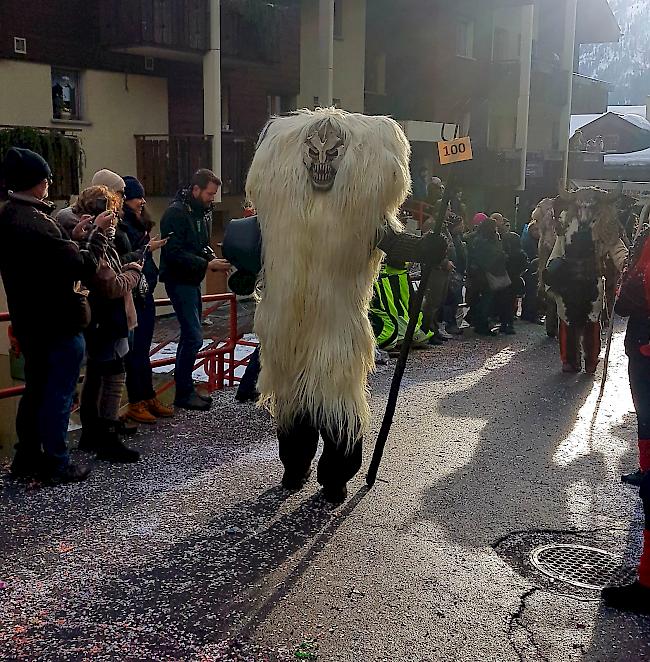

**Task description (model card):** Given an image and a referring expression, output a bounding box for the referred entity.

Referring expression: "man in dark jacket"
[0,148,108,483]
[160,169,230,410]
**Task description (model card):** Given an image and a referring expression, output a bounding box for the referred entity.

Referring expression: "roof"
[608,105,647,116]
[605,147,650,167]
[570,110,650,138]
[576,0,621,44]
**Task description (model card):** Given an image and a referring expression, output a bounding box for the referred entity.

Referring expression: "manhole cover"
[530,544,633,590]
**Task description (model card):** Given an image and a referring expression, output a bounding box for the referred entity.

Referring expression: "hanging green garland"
[0,126,83,198]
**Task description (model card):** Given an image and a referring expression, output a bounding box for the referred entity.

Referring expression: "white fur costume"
[246,108,411,445]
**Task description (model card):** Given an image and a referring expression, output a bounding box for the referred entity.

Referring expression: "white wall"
[0,60,169,188]
[298,0,366,112]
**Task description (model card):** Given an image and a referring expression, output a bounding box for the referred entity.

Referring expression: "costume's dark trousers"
[278,414,363,488]
[559,320,600,370]
[639,474,650,587]
[628,353,650,472]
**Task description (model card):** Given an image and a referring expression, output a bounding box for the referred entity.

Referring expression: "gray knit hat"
[91,169,125,193]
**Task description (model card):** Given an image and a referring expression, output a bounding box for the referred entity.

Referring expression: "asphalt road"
[1,321,649,661]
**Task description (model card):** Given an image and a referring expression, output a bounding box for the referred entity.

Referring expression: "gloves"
[228,270,257,296]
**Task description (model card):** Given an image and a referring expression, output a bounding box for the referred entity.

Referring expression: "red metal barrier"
[0,292,250,401]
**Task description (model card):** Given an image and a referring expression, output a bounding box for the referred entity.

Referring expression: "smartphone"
[139,244,151,265]
[94,197,108,215]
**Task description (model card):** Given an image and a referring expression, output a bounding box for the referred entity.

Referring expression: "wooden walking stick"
[366,178,455,488]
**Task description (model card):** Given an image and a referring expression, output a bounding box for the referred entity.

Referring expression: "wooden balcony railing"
[135,134,213,197]
[100,0,209,59]
[0,126,81,201]
[221,134,255,197]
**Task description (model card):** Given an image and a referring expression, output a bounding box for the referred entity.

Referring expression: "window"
[334,0,343,39]
[456,19,475,59]
[51,68,82,120]
[267,95,296,116]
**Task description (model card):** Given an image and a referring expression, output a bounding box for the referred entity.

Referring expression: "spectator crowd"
[0,147,229,485]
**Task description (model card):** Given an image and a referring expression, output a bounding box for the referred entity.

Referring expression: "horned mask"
[302,118,347,191]
[555,188,619,228]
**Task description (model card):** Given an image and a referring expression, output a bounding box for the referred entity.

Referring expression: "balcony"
[99,0,209,62]
[0,126,81,200]
[135,134,213,197]
[135,133,256,198]
[221,134,255,197]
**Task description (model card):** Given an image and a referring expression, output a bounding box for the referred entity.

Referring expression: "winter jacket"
[83,243,140,361]
[0,193,105,342]
[159,189,216,286]
[54,205,81,239]
[114,206,159,289]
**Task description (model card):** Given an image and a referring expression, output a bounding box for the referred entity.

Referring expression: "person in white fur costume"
[224,108,446,503]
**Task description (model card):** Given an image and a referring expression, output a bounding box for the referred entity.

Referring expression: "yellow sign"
[438,136,473,165]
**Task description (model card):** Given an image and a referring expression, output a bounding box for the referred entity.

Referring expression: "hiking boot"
[146,398,174,418]
[175,393,211,411]
[282,469,312,492]
[321,483,348,505]
[602,581,650,614]
[126,401,157,424]
[43,462,92,486]
[621,468,649,486]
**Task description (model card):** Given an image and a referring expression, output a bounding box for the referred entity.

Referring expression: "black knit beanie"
[2,147,52,192]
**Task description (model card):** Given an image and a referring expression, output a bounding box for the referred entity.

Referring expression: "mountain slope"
[579,0,650,104]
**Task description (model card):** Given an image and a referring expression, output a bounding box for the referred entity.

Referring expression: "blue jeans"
[165,282,203,400]
[15,333,85,471]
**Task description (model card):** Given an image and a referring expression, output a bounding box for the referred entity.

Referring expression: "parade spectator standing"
[0,148,108,483]
[443,213,467,335]
[160,169,231,411]
[75,186,142,462]
[113,176,173,424]
[468,217,514,335]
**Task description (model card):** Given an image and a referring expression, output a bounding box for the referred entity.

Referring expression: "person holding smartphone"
[113,176,173,423]
[159,169,231,411]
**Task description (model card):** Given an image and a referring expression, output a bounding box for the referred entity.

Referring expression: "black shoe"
[621,468,649,486]
[602,581,650,614]
[321,483,348,504]
[116,419,138,437]
[42,462,91,485]
[500,325,516,335]
[282,469,312,492]
[235,390,260,404]
[96,438,140,463]
[475,327,497,337]
[175,393,211,411]
[10,452,45,481]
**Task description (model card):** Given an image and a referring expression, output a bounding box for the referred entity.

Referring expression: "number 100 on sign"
[438,137,473,165]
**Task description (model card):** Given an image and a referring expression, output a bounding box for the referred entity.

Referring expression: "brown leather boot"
[146,398,175,418]
[126,401,157,424]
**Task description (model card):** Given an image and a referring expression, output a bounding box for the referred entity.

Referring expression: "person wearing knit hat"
[2,147,52,195]
[113,176,174,424]
[91,169,125,195]
[0,148,112,485]
[472,212,488,226]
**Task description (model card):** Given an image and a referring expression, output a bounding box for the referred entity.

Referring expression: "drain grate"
[530,544,635,590]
